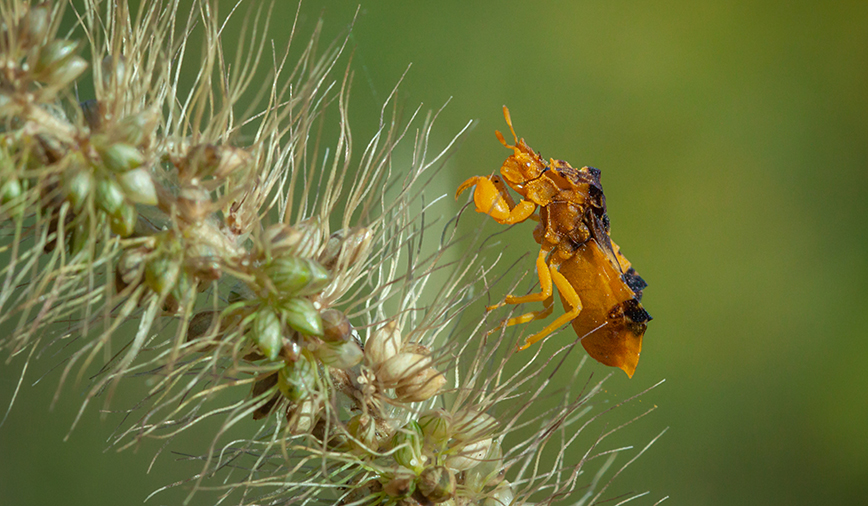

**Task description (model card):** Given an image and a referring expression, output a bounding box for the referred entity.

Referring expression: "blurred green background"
[2,1,867,504]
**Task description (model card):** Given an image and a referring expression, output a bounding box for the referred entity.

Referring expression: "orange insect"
[456,106,651,377]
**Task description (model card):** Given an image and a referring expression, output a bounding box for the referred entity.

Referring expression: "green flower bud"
[418,410,451,447]
[118,167,157,205]
[314,340,363,369]
[265,256,329,297]
[95,176,124,216]
[100,142,144,173]
[69,220,89,255]
[346,413,378,454]
[0,177,24,217]
[144,254,180,297]
[282,297,323,337]
[1,177,22,204]
[277,354,317,401]
[109,199,137,237]
[36,40,79,73]
[250,307,283,361]
[418,466,456,504]
[392,421,425,473]
[46,56,87,88]
[64,169,93,209]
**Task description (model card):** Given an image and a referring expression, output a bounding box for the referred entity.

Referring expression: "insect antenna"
[495,105,519,148]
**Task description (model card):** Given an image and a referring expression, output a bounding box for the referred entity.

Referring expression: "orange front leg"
[456,175,537,224]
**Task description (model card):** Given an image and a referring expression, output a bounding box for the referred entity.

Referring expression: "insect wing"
[558,239,649,377]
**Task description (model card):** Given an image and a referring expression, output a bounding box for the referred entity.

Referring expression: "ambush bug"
[456,107,650,377]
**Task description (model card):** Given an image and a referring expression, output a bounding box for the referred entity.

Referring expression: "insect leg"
[517,265,584,350]
[502,295,554,326]
[487,247,552,311]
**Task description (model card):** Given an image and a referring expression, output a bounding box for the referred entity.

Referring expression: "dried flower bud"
[401,341,432,356]
[277,354,316,401]
[211,145,251,178]
[282,297,323,337]
[365,320,402,367]
[319,227,373,270]
[251,373,280,421]
[80,99,103,130]
[185,242,221,282]
[118,168,158,206]
[451,410,497,443]
[250,306,283,361]
[445,439,492,472]
[109,199,137,237]
[463,440,504,492]
[95,176,125,216]
[177,185,211,222]
[177,143,251,179]
[264,223,304,253]
[286,397,317,433]
[314,340,363,369]
[383,474,415,498]
[99,142,144,173]
[116,109,160,148]
[263,220,323,259]
[32,133,64,165]
[392,421,425,472]
[418,466,456,503]
[187,311,218,342]
[115,246,148,290]
[100,55,126,89]
[375,352,432,389]
[320,309,352,343]
[395,367,446,403]
[264,256,330,297]
[482,481,515,506]
[22,4,49,44]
